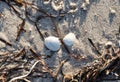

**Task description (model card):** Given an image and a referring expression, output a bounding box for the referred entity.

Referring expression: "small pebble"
[44,36,61,51]
[63,32,76,47]
[51,0,64,11]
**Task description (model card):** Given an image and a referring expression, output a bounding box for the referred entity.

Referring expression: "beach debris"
[43,0,51,4]
[14,0,24,6]
[64,74,73,82]
[44,36,61,51]
[105,41,113,49]
[81,0,90,11]
[62,62,74,76]
[68,2,78,13]
[51,0,64,11]
[85,0,90,5]
[30,48,41,60]
[63,32,76,47]
[88,38,102,55]
[16,19,26,41]
[109,7,116,14]
[0,32,12,46]
[81,2,87,10]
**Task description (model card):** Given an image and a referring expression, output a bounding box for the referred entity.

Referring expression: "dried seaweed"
[73,46,120,82]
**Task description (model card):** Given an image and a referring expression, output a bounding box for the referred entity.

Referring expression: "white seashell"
[105,41,112,46]
[81,2,87,10]
[68,2,78,13]
[109,7,116,14]
[51,0,64,11]
[63,32,76,47]
[105,41,113,49]
[44,36,61,51]
[43,0,51,5]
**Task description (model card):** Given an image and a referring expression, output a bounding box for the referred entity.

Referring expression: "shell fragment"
[51,0,64,11]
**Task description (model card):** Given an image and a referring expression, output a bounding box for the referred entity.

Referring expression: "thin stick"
[35,23,45,41]
[9,61,39,82]
[53,59,68,81]
[0,38,12,46]
[51,18,62,38]
[88,38,102,56]
[3,0,22,19]
[29,48,41,60]
[24,4,45,41]
[16,19,26,41]
[29,48,54,77]
[14,47,25,58]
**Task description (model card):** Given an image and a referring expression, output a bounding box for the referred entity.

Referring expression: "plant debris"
[0,0,120,82]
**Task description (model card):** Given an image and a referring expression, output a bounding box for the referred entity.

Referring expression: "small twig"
[24,4,45,41]
[16,19,26,41]
[29,48,54,77]
[3,0,22,19]
[14,47,25,58]
[23,78,31,82]
[88,38,102,56]
[9,61,39,82]
[35,23,45,41]
[53,59,68,81]
[29,48,41,60]
[13,0,24,6]
[0,74,6,82]
[61,38,87,60]
[51,18,62,38]
[0,38,12,46]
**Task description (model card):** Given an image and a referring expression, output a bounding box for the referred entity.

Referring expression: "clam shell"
[63,32,76,47]
[44,36,61,51]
